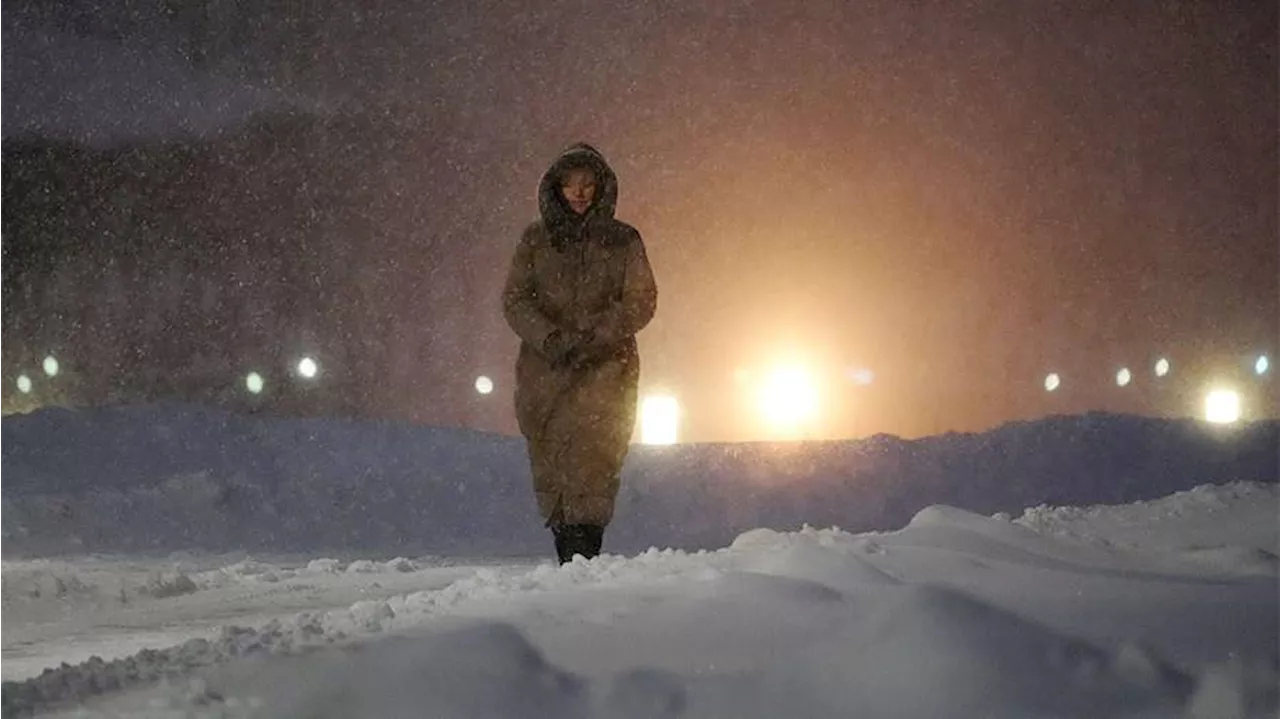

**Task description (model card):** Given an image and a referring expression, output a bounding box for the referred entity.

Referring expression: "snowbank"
[4,405,1275,557]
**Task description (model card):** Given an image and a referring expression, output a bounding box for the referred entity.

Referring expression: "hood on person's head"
[538,143,619,240]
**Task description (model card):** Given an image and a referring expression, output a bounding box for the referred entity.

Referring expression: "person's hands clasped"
[542,328,596,368]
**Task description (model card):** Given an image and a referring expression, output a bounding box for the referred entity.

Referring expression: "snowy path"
[3,482,1276,718]
[2,554,538,682]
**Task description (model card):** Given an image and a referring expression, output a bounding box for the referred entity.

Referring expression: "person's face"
[560,168,597,215]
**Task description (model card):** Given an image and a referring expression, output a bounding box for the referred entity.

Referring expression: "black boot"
[580,524,605,559]
[552,525,579,565]
[552,524,605,564]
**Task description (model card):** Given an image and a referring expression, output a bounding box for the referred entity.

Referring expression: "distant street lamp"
[1116,368,1132,387]
[297,356,319,379]
[16,374,32,394]
[245,372,265,395]
[1044,373,1061,392]
[475,375,494,395]
[1256,355,1270,376]
[1154,358,1170,377]
[42,355,59,378]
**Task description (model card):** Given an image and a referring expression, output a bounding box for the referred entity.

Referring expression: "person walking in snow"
[502,143,658,564]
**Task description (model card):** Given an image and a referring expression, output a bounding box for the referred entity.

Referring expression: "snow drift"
[2,405,1276,717]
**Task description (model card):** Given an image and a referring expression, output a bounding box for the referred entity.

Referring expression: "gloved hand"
[542,328,595,367]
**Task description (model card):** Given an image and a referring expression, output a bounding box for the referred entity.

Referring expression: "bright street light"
[42,355,59,378]
[1116,368,1132,387]
[758,364,819,434]
[640,394,680,445]
[1256,355,1270,376]
[1204,389,1241,424]
[475,375,494,395]
[16,374,32,394]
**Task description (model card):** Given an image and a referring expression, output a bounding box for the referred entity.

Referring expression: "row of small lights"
[15,351,463,398]
[11,353,1271,437]
[12,355,322,397]
[14,355,62,393]
[1042,355,1270,393]
[15,354,1271,399]
[471,354,1275,402]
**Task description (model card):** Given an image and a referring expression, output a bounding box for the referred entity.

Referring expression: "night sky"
[3,0,1276,440]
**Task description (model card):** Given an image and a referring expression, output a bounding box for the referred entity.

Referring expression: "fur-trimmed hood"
[537,143,619,244]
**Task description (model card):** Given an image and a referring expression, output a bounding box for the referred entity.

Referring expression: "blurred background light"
[1044,373,1061,392]
[297,356,319,379]
[1204,389,1241,424]
[640,394,680,445]
[758,364,819,434]
[849,367,876,386]
[245,372,264,395]
[1154,358,1170,377]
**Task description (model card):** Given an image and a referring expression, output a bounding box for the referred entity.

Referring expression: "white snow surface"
[2,409,1278,718]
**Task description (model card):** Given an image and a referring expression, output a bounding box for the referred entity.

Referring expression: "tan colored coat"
[502,145,657,527]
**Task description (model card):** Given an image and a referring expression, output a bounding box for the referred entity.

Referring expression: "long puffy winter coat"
[502,144,657,527]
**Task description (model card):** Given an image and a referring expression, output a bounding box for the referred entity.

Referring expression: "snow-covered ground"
[2,406,1277,718]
